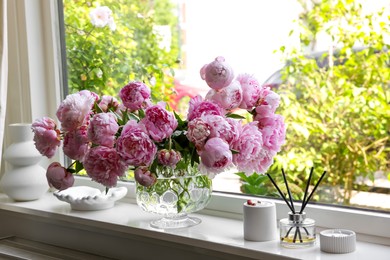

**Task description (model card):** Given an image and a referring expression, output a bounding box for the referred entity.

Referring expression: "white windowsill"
[0,192,389,260]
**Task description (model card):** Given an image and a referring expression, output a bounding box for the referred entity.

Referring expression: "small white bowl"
[53,186,127,211]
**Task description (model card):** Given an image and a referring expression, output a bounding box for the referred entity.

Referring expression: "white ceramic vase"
[0,123,48,201]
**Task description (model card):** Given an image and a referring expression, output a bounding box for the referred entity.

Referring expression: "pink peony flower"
[262,88,280,110]
[186,118,211,150]
[98,95,120,113]
[121,119,147,135]
[200,56,234,90]
[56,92,95,131]
[116,120,157,166]
[83,146,126,187]
[205,80,243,110]
[63,125,90,161]
[141,102,178,142]
[32,117,61,158]
[254,148,276,175]
[254,88,281,119]
[134,166,157,187]
[157,149,181,167]
[46,162,74,190]
[257,114,286,153]
[202,115,240,146]
[88,113,119,147]
[199,137,232,178]
[119,81,151,111]
[89,6,116,31]
[187,95,224,121]
[237,73,261,110]
[232,122,270,175]
[225,117,242,145]
[79,90,99,104]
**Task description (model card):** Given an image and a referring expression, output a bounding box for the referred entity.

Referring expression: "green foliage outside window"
[241,0,390,210]
[62,0,179,180]
[63,0,179,102]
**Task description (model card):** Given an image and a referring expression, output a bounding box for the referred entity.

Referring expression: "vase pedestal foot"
[150,213,201,229]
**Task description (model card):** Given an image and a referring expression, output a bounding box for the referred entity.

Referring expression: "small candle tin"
[320,229,356,253]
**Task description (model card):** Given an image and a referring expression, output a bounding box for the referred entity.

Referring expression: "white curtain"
[0,0,8,170]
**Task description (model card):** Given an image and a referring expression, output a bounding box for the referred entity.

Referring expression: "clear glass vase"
[136,173,212,229]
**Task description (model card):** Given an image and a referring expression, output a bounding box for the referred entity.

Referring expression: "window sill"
[0,192,388,260]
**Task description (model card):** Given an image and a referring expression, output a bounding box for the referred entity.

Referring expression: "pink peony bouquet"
[32,56,286,191]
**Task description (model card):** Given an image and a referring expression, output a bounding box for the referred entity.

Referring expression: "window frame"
[6,0,390,246]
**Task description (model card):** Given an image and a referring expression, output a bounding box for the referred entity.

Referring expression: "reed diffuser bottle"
[279,212,316,248]
[267,167,327,248]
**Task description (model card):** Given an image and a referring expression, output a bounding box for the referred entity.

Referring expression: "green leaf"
[172,139,184,151]
[128,112,140,122]
[235,172,249,181]
[173,111,185,127]
[93,102,103,113]
[230,149,240,155]
[138,109,145,119]
[75,161,84,173]
[190,146,200,166]
[226,113,246,119]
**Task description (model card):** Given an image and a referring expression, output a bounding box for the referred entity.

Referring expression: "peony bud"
[46,162,74,190]
[157,149,182,167]
[200,56,234,90]
[134,167,157,187]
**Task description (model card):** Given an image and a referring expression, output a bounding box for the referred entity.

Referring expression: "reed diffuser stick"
[299,167,314,214]
[266,173,294,212]
[301,171,327,211]
[282,168,295,213]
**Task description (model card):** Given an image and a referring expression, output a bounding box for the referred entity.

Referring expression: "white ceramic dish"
[53,186,127,211]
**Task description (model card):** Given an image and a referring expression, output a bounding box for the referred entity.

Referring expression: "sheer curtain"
[0,0,8,170]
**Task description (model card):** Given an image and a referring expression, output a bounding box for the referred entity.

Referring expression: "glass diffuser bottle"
[267,167,327,249]
[279,212,316,248]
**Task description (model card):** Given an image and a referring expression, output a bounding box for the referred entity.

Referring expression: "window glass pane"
[62,0,180,181]
[63,0,179,99]
[62,0,390,212]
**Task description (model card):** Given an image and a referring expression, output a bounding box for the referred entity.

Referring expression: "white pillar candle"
[243,200,278,242]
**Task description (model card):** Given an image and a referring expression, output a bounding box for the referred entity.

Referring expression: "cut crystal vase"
[136,173,212,229]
